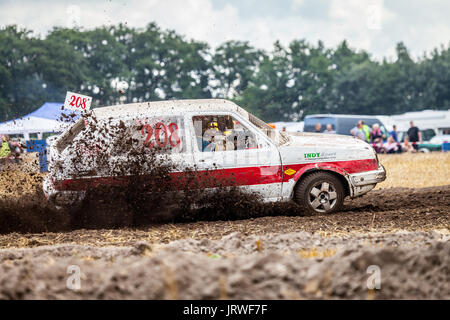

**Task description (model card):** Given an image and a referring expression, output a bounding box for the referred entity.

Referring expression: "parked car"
[303,114,389,137]
[427,134,450,145]
[398,129,436,144]
[397,129,440,152]
[43,99,386,214]
[416,134,450,152]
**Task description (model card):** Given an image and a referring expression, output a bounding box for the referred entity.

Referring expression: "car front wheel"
[294,171,345,214]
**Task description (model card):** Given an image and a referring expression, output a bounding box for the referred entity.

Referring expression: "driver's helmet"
[208,121,219,131]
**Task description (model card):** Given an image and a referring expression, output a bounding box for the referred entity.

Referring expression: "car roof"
[92,99,250,120]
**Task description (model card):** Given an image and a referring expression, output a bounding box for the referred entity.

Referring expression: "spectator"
[0,134,15,170]
[406,121,422,151]
[390,125,398,142]
[360,120,371,142]
[323,124,336,134]
[0,134,12,158]
[370,123,385,143]
[315,123,322,133]
[402,135,417,153]
[383,136,400,154]
[282,126,287,132]
[350,122,366,141]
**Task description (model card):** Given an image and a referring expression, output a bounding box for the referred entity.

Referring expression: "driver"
[203,120,234,151]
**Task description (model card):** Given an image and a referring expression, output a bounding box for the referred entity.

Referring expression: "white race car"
[43,99,386,214]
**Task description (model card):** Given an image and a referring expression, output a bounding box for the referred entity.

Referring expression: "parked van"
[304,114,389,137]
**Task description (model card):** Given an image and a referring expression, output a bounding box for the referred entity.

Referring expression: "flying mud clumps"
[0,170,71,234]
[0,108,308,233]
[0,110,306,233]
[43,112,307,229]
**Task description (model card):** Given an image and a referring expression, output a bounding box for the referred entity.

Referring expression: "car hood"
[284,132,368,148]
[278,132,376,164]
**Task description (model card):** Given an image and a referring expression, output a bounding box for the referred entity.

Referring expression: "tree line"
[1,23,449,122]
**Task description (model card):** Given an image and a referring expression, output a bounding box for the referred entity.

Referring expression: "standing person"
[323,124,336,134]
[360,120,371,142]
[0,135,12,158]
[390,125,399,142]
[406,121,422,151]
[370,123,385,143]
[314,123,322,133]
[0,134,13,170]
[370,123,385,153]
[350,122,366,141]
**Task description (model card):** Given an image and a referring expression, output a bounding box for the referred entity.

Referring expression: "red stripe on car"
[55,158,377,191]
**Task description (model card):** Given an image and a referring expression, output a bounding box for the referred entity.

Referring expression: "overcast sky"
[1,0,449,59]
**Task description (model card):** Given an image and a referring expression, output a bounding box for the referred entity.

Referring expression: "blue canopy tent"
[23,102,81,120]
[0,102,81,140]
[0,102,82,172]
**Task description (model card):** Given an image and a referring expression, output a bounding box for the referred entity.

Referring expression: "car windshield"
[248,113,289,145]
[55,117,85,153]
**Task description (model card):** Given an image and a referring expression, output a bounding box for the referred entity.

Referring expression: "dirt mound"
[0,231,448,299]
[164,230,449,255]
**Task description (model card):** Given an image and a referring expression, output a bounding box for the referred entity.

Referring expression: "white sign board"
[64,91,92,111]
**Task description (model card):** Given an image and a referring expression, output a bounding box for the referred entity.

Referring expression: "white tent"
[0,116,66,140]
[390,109,450,135]
[0,102,80,140]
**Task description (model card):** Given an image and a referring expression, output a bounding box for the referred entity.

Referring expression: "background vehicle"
[398,128,437,143]
[415,134,450,152]
[429,134,450,144]
[397,129,439,152]
[304,114,389,136]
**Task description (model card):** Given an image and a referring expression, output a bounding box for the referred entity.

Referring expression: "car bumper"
[43,175,85,207]
[348,165,386,197]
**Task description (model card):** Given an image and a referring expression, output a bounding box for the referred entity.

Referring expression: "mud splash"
[0,168,307,234]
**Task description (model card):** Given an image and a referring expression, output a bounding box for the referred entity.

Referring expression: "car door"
[187,111,283,201]
[133,113,194,172]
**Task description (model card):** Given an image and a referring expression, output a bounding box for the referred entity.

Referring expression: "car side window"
[192,115,258,152]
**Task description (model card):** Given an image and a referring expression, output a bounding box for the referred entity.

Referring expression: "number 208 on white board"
[64,91,92,111]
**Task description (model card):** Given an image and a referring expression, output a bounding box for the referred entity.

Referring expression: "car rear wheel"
[294,171,345,214]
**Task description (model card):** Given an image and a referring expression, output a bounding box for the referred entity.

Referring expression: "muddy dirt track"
[0,183,449,299]
[1,185,448,247]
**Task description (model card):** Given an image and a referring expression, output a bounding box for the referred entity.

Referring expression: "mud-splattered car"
[43,99,386,214]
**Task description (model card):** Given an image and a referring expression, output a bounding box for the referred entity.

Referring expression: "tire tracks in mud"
[0,185,448,248]
[0,185,448,299]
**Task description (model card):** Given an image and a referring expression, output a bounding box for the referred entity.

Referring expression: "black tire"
[294,171,345,214]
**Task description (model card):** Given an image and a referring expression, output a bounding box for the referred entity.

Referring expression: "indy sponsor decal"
[304,152,337,161]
